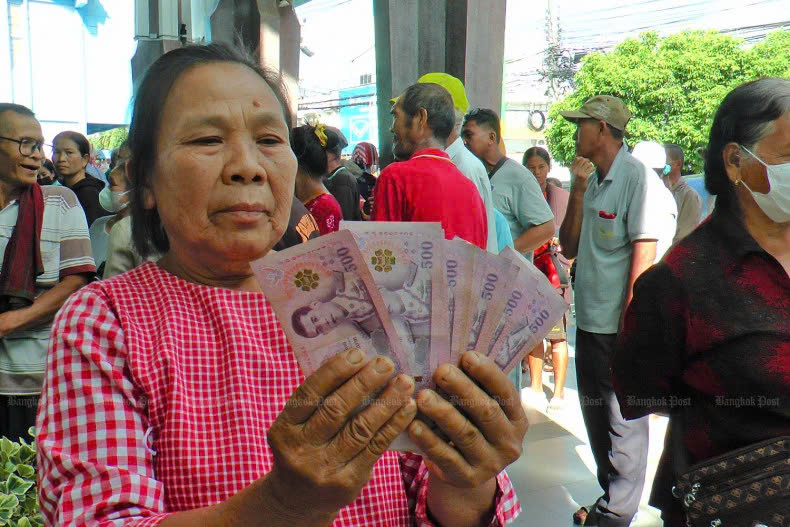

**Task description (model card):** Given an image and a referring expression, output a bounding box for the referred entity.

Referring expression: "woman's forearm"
[426,475,497,527]
[158,475,336,527]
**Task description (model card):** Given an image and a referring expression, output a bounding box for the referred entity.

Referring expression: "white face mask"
[740,146,790,223]
[99,186,130,213]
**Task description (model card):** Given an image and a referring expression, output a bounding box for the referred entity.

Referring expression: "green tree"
[545,30,790,173]
[88,127,128,152]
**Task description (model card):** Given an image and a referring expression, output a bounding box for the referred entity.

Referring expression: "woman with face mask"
[612,78,790,525]
[89,143,132,276]
[36,159,57,185]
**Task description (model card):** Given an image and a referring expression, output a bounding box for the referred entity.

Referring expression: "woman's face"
[52,138,88,177]
[36,165,54,185]
[108,164,129,193]
[147,62,297,273]
[525,155,550,192]
[740,113,790,195]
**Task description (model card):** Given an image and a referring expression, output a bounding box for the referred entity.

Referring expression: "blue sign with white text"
[338,85,378,154]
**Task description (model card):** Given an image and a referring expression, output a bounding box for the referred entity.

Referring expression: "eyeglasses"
[0,136,49,156]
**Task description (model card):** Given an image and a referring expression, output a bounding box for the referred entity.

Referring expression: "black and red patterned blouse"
[613,207,790,523]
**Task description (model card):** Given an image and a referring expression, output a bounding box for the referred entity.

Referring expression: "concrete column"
[374,0,506,167]
[463,0,506,114]
[278,5,301,127]
[131,0,299,117]
[0,0,11,102]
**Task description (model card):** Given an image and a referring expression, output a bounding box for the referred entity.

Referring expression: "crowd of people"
[0,40,787,527]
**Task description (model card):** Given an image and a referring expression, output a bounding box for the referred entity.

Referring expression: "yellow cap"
[389,72,470,114]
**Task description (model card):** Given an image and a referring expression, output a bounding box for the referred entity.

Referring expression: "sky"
[296,0,789,102]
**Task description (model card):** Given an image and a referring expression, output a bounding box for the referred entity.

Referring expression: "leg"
[527,342,544,392]
[574,329,613,495]
[590,334,649,527]
[550,339,568,399]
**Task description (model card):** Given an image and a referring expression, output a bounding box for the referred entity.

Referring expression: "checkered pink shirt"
[37,263,520,526]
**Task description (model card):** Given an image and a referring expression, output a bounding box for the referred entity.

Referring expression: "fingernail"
[421,390,438,405]
[441,365,455,383]
[464,351,480,368]
[411,421,423,437]
[400,399,416,416]
[346,348,365,364]
[395,375,413,392]
[374,357,394,374]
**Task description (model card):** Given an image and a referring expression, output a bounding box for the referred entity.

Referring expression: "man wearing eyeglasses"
[0,103,95,442]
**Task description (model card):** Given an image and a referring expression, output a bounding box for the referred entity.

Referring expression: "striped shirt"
[0,185,94,394]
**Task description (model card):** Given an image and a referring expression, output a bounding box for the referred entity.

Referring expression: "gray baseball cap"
[560,95,632,136]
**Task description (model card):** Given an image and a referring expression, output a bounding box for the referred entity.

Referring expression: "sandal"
[572,504,598,525]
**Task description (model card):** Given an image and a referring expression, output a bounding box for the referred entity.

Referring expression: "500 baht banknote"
[486,247,569,374]
[341,221,449,388]
[458,250,520,363]
[252,230,409,377]
[443,239,477,359]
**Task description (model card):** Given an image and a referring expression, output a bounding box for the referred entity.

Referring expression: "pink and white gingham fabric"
[37,262,520,526]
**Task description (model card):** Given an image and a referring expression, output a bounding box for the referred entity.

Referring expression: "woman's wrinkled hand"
[409,351,528,489]
[265,349,417,523]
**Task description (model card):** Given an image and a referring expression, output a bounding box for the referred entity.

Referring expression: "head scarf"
[351,142,379,172]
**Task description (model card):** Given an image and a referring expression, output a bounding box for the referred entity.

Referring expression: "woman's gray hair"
[705,78,790,213]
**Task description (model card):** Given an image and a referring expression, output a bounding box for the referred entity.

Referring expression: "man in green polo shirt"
[559,95,664,526]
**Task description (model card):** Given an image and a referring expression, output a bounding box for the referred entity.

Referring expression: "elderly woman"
[36,43,527,527]
[613,78,790,525]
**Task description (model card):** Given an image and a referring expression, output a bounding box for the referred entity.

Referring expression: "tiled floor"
[506,324,668,526]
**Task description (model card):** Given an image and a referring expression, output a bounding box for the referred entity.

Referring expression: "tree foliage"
[87,127,128,152]
[545,30,790,173]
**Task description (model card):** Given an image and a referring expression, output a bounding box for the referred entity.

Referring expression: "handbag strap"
[670,408,691,476]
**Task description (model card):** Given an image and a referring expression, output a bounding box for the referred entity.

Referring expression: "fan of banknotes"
[252,221,569,391]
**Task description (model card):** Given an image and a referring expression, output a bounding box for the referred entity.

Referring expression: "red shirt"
[304,192,342,235]
[372,148,488,249]
[36,263,521,526]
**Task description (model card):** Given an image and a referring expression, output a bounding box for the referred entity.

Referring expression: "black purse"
[548,245,570,288]
[671,415,790,526]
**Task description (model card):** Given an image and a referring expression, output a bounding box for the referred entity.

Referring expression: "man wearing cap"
[323,126,362,222]
[558,95,663,526]
[462,108,555,260]
[631,141,678,262]
[372,82,487,250]
[410,73,499,254]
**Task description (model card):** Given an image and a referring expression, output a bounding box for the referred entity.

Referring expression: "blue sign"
[338,85,378,154]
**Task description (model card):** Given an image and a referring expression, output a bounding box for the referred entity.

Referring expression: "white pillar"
[0,0,11,102]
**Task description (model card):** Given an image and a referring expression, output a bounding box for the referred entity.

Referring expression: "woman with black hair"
[324,126,363,221]
[52,130,110,226]
[291,124,343,234]
[37,42,525,527]
[613,78,790,525]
